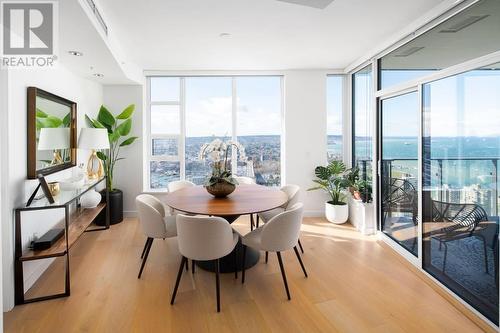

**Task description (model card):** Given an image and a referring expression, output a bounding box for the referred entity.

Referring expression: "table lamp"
[38,128,70,165]
[78,128,110,179]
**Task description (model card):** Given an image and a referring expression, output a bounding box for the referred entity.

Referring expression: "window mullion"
[231,77,238,174]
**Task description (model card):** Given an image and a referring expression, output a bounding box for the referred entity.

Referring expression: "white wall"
[0,67,8,330]
[108,70,331,216]
[283,70,329,215]
[102,85,144,216]
[2,65,102,311]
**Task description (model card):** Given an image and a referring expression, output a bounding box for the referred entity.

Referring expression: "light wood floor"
[4,216,488,333]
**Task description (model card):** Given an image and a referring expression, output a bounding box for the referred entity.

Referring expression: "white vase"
[80,189,101,208]
[325,202,349,224]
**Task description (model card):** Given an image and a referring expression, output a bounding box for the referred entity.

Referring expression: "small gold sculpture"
[47,182,60,197]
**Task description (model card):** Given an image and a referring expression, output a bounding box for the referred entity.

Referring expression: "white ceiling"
[97,0,446,71]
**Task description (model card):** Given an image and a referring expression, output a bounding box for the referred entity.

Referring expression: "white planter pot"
[325,202,349,224]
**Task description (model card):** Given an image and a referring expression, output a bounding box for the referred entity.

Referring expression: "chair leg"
[192,260,196,274]
[265,251,268,263]
[138,238,153,279]
[215,258,221,312]
[298,239,304,254]
[234,246,238,279]
[442,243,448,273]
[256,215,260,228]
[241,245,247,284]
[276,252,291,300]
[480,236,489,274]
[185,259,189,272]
[170,256,187,305]
[140,237,150,259]
[293,246,308,278]
[250,214,254,231]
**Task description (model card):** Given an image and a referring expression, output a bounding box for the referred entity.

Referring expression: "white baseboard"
[123,211,138,218]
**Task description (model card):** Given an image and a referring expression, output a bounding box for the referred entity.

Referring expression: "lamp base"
[87,150,104,179]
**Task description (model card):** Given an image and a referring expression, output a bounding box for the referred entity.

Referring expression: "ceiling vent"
[393,46,425,57]
[276,0,335,9]
[439,15,489,33]
[85,0,108,36]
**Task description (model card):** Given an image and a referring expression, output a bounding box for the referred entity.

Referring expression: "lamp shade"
[78,128,110,149]
[38,128,70,150]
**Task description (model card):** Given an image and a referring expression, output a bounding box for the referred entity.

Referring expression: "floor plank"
[4,216,488,332]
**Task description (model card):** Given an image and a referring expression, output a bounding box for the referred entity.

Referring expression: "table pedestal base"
[196,239,260,273]
[196,214,260,273]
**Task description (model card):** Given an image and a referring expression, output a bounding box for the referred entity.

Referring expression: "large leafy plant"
[308,160,350,205]
[86,105,138,191]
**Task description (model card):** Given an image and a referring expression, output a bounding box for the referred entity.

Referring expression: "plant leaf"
[96,151,107,160]
[36,108,48,118]
[314,166,330,180]
[116,118,132,136]
[38,116,62,128]
[97,105,115,127]
[62,112,71,127]
[109,131,121,143]
[119,136,138,147]
[116,104,135,119]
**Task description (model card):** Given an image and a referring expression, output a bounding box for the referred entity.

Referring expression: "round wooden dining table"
[164,184,288,273]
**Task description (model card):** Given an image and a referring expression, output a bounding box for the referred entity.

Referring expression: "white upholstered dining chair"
[167,180,195,215]
[234,176,258,230]
[257,184,304,257]
[241,203,307,300]
[170,214,239,312]
[135,194,182,279]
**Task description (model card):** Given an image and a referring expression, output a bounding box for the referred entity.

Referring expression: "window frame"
[145,75,284,191]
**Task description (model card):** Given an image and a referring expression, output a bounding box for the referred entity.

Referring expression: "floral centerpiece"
[199,138,246,197]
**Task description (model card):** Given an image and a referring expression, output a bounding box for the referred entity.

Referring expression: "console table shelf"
[14,177,109,305]
[20,203,106,261]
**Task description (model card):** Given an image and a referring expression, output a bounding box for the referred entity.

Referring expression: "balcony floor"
[4,216,490,332]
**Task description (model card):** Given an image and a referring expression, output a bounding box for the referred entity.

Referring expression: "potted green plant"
[346,166,360,195]
[86,104,138,224]
[356,179,373,203]
[308,160,350,224]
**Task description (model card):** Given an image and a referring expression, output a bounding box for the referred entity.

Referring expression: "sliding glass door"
[380,91,419,256]
[422,64,500,324]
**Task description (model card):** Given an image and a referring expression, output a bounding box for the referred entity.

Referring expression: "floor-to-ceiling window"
[185,77,233,185]
[327,75,344,162]
[352,65,373,197]
[374,0,500,325]
[422,64,500,324]
[236,76,282,186]
[380,91,419,256]
[147,76,283,189]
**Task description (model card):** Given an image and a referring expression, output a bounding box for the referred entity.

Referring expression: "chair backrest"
[136,194,167,238]
[168,180,195,193]
[261,203,304,252]
[431,200,488,231]
[281,184,301,210]
[234,176,255,185]
[176,215,235,260]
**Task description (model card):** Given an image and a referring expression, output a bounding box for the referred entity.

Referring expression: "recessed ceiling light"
[68,50,83,56]
[93,73,104,78]
[219,32,231,38]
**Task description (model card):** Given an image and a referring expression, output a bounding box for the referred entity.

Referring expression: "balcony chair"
[241,203,307,300]
[431,200,490,274]
[171,214,239,312]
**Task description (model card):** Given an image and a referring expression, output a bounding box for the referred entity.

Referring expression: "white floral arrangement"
[198,138,246,186]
